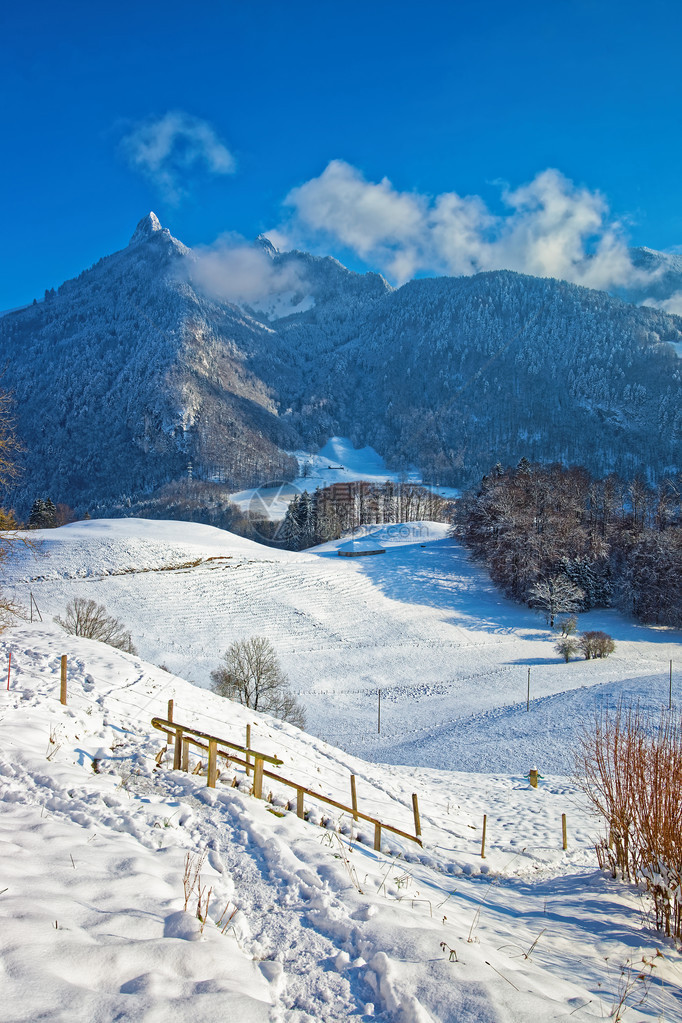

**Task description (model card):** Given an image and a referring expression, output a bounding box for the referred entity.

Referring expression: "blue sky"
[1,0,681,307]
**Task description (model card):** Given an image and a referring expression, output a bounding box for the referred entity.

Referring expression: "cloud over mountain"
[284,160,654,292]
[190,235,309,308]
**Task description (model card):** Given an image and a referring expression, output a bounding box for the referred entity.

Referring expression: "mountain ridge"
[1,214,681,517]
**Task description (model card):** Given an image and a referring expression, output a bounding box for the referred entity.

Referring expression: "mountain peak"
[129,212,163,246]
[256,234,279,257]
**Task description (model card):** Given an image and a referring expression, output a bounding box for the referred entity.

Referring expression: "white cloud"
[122,112,235,203]
[190,234,308,309]
[651,291,682,317]
[284,160,654,291]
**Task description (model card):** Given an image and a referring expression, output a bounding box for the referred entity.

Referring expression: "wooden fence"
[151,712,423,852]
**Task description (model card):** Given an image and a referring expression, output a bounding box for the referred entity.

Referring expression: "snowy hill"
[1,516,681,1020]
[5,519,680,774]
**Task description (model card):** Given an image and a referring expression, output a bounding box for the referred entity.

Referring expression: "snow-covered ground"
[5,517,679,775]
[1,517,681,1020]
[1,629,681,1022]
[229,437,459,520]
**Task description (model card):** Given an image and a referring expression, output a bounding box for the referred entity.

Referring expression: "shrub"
[211,636,306,729]
[579,630,615,659]
[54,597,137,653]
[576,702,682,940]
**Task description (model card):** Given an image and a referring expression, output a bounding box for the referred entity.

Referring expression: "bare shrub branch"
[54,597,137,653]
[576,702,682,939]
[579,630,616,659]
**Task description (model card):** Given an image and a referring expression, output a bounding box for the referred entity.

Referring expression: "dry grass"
[577,701,682,940]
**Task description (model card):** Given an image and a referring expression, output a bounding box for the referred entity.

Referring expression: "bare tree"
[54,597,137,653]
[529,573,584,627]
[211,636,306,729]
[555,637,579,662]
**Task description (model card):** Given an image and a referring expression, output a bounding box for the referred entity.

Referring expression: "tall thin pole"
[527,667,531,712]
[378,689,381,734]
[60,655,67,705]
[670,659,673,711]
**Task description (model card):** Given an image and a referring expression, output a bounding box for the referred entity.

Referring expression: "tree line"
[455,459,682,628]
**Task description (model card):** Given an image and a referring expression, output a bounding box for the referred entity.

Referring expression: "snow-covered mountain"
[1,214,681,515]
[622,246,682,311]
[1,215,303,514]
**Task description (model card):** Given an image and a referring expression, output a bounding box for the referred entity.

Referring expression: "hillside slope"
[5,518,680,773]
[1,624,680,1022]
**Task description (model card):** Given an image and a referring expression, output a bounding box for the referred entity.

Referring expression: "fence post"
[253,757,264,799]
[60,655,67,705]
[207,738,218,788]
[350,774,358,821]
[374,821,382,852]
[562,813,568,851]
[296,788,304,819]
[182,737,190,772]
[246,724,251,777]
[173,727,184,770]
[411,793,422,841]
[481,814,487,859]
[166,699,174,743]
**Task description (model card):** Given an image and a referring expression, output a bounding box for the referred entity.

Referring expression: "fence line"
[151,715,423,851]
[1,655,577,860]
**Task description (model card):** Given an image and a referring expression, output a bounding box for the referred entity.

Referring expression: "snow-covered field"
[5,517,679,775]
[1,517,681,1021]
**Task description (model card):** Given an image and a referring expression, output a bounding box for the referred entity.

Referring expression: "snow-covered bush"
[554,637,579,662]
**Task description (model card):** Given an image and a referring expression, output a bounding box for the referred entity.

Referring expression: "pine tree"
[296,491,316,549]
[28,498,57,529]
[279,495,302,550]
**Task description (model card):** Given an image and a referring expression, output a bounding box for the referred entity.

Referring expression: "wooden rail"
[151,716,423,850]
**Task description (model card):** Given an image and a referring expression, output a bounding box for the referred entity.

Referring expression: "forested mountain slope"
[0,215,300,513]
[2,214,681,515]
[323,272,682,484]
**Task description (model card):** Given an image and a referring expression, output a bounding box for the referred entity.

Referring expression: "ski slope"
[229,436,459,519]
